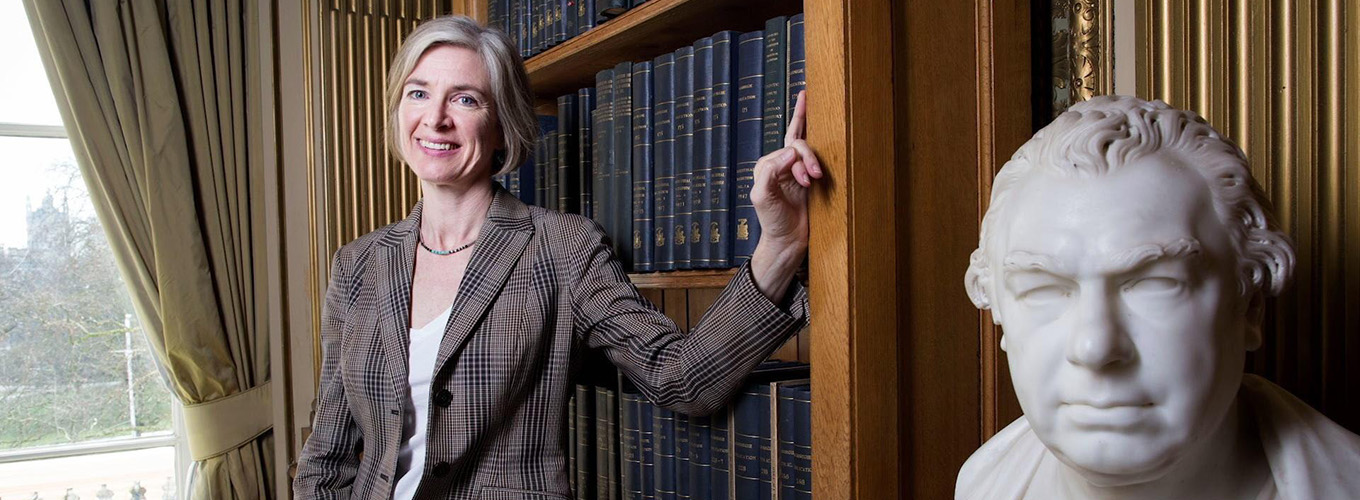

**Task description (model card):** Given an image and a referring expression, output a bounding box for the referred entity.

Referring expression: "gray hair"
[964,95,1295,311]
[384,15,537,175]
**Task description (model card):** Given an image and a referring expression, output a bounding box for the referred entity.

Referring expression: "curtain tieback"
[182,380,274,461]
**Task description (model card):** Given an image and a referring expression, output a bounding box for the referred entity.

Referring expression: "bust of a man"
[959,96,1360,500]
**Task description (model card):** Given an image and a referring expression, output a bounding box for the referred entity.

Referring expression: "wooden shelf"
[627,269,737,289]
[524,0,802,99]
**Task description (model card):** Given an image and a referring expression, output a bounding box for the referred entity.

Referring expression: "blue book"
[631,62,655,272]
[577,0,596,35]
[514,148,535,205]
[639,400,656,500]
[593,69,615,241]
[596,0,627,23]
[651,53,677,271]
[564,0,577,41]
[708,30,740,268]
[489,0,506,35]
[555,0,568,45]
[654,407,677,500]
[512,0,527,58]
[786,14,806,121]
[774,382,807,500]
[690,36,714,269]
[709,409,730,500]
[793,385,812,500]
[612,61,635,269]
[732,386,768,500]
[622,383,643,500]
[687,415,712,500]
[575,384,597,500]
[557,94,581,212]
[675,414,691,500]
[671,46,694,269]
[733,30,765,265]
[535,116,558,207]
[577,87,596,219]
[597,386,618,500]
[761,16,788,156]
[568,391,576,491]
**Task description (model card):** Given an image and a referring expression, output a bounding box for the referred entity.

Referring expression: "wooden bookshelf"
[627,269,737,289]
[523,0,802,100]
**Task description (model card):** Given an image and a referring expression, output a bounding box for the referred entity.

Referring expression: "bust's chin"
[1047,438,1184,487]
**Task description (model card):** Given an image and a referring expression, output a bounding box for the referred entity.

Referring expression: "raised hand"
[748,90,822,301]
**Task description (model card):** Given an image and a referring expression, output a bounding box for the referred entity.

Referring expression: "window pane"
[0,2,64,127]
[0,136,173,452]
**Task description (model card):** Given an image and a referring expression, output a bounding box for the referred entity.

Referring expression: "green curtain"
[23,1,274,498]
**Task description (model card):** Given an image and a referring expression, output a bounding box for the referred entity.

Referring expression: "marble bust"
[959,96,1360,500]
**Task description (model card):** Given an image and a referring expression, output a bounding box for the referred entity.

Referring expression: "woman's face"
[398,45,502,187]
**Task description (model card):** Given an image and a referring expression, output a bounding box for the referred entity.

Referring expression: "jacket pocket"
[478,486,571,500]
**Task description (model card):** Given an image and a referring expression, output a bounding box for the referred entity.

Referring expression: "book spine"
[732,385,771,500]
[638,401,656,500]
[578,0,596,34]
[761,16,788,156]
[593,69,614,240]
[688,415,712,500]
[512,0,526,58]
[622,389,642,500]
[569,392,577,491]
[596,0,626,23]
[671,46,694,270]
[535,127,547,207]
[558,94,580,214]
[612,62,635,270]
[675,413,691,500]
[709,409,729,500]
[708,31,739,269]
[555,0,567,45]
[564,0,578,41]
[576,384,598,500]
[786,14,807,121]
[489,0,504,35]
[734,30,765,265]
[548,128,560,211]
[596,386,613,500]
[653,407,676,500]
[578,87,596,219]
[793,386,812,500]
[651,53,676,271]
[776,385,798,500]
[608,388,620,500]
[530,0,542,56]
[690,36,714,269]
[631,62,655,272]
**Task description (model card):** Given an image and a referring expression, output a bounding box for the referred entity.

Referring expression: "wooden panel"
[896,0,1031,497]
[523,0,801,98]
[806,0,899,498]
[1137,0,1360,432]
[663,290,688,331]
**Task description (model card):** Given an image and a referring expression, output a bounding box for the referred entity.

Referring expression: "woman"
[294,15,822,500]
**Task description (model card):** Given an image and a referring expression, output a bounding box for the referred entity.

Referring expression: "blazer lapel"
[376,201,422,399]
[434,186,535,372]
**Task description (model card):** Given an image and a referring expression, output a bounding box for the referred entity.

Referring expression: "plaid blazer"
[294,185,809,500]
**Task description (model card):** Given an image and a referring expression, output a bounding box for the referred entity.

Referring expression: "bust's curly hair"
[964,96,1295,313]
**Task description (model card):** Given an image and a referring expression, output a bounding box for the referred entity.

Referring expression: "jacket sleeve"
[569,220,809,416]
[293,252,362,499]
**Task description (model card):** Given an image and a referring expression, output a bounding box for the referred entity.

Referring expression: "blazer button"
[431,461,451,478]
[433,388,453,408]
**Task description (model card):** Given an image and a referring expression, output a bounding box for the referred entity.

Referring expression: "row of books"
[486,0,650,60]
[494,15,808,273]
[567,362,814,500]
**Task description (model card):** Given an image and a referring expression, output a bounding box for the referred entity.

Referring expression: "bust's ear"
[965,249,1003,325]
[1244,291,1265,351]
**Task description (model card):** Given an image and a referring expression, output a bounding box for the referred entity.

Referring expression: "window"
[0,3,184,498]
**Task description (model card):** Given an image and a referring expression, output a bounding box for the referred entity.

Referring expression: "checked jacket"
[293,184,809,500]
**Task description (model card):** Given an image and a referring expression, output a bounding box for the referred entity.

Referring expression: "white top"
[392,304,453,500]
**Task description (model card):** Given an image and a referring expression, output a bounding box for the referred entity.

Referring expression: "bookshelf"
[508,0,901,498]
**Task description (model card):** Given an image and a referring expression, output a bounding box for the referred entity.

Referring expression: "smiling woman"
[293,14,822,500]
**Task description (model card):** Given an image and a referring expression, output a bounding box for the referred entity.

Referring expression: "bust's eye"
[1122,277,1183,295]
[407,89,428,100]
[1018,285,1072,304]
